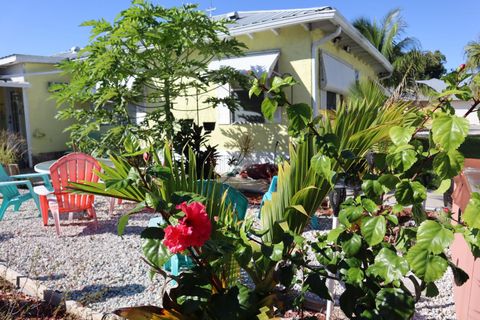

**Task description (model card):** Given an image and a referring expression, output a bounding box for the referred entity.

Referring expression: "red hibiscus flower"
[163,202,212,254]
[163,224,191,253]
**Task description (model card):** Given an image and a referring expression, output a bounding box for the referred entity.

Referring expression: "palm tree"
[352,9,417,63]
[465,40,480,70]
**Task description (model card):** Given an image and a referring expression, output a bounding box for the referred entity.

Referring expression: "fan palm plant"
[466,39,480,70]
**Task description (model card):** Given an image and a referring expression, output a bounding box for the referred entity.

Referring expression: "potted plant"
[0,130,26,175]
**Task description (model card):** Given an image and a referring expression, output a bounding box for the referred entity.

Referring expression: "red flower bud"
[457,64,466,72]
[143,152,149,162]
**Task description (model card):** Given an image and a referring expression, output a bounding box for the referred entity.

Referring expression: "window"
[231,87,265,123]
[326,91,337,110]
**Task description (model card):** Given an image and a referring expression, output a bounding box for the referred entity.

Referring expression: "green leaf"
[425,282,439,297]
[361,198,378,213]
[463,192,480,228]
[389,126,415,146]
[338,205,364,226]
[327,226,345,243]
[406,244,448,282]
[286,103,312,135]
[450,263,469,286]
[378,174,400,190]
[375,288,414,320]
[431,113,469,151]
[434,179,452,194]
[433,150,464,179]
[386,214,399,225]
[416,220,454,254]
[361,216,386,246]
[118,214,131,236]
[142,239,173,269]
[395,180,427,206]
[140,227,165,240]
[362,179,385,198]
[345,267,364,286]
[311,153,334,184]
[341,233,362,257]
[261,97,278,121]
[386,145,417,172]
[367,248,409,284]
[306,273,332,300]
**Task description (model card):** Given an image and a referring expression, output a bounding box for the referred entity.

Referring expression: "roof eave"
[225,10,393,75]
[0,54,65,67]
[331,12,393,74]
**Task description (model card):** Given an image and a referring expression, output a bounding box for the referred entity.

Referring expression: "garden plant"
[69,61,480,319]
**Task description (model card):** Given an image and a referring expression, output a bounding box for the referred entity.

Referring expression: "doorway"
[4,88,28,166]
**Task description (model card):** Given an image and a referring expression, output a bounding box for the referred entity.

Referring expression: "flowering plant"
[164,202,212,253]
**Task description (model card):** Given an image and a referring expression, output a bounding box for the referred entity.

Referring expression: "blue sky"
[1,0,479,70]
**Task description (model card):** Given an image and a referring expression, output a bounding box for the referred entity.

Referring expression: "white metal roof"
[215,7,393,75]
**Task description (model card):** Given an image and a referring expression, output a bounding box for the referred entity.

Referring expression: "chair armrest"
[11,172,50,180]
[0,180,33,187]
[33,185,53,196]
[12,172,53,191]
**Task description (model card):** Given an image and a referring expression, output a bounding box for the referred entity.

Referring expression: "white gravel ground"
[0,197,457,318]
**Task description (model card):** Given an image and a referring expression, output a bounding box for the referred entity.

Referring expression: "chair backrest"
[49,153,101,210]
[0,165,20,199]
[197,180,248,220]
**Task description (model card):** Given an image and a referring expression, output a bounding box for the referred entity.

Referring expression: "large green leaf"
[261,97,278,121]
[431,113,469,151]
[375,288,414,320]
[395,180,427,206]
[311,153,334,184]
[361,215,386,246]
[433,150,464,179]
[389,126,415,146]
[416,220,454,254]
[286,103,312,135]
[463,192,480,229]
[341,233,362,257]
[306,273,332,300]
[406,244,448,282]
[367,248,409,284]
[142,239,173,270]
[386,145,417,172]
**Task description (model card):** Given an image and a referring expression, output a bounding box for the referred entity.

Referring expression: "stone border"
[0,262,122,320]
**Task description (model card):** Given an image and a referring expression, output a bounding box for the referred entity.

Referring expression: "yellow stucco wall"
[23,63,71,155]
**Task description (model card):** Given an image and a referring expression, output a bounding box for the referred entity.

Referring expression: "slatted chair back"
[0,165,20,199]
[49,153,101,212]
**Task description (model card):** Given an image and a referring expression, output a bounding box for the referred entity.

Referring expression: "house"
[0,51,77,167]
[0,7,392,171]
[417,78,480,127]
[175,7,393,173]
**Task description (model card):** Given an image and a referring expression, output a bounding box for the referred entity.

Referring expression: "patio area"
[0,192,456,319]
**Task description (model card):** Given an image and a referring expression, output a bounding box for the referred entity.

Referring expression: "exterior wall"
[452,100,480,126]
[23,63,71,160]
[0,88,6,130]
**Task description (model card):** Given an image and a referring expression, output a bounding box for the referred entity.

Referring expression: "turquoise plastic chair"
[259,176,278,218]
[148,181,248,276]
[0,166,52,220]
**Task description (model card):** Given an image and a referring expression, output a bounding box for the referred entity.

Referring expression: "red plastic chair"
[36,153,101,235]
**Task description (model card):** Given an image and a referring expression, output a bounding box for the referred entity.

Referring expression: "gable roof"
[215,7,393,75]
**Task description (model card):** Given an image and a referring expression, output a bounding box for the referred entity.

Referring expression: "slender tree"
[53,0,246,155]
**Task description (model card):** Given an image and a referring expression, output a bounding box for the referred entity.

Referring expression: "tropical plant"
[466,39,480,70]
[53,0,247,156]
[0,130,25,165]
[69,64,480,318]
[353,9,447,89]
[173,120,219,178]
